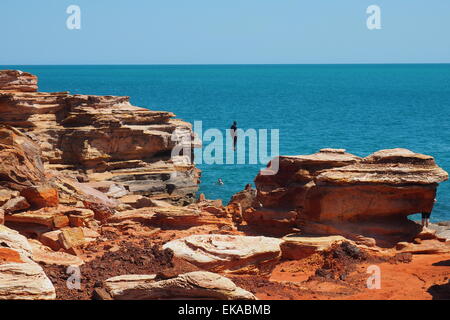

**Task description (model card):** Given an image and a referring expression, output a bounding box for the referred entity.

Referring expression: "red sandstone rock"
[53,215,70,229]
[56,227,100,252]
[0,70,199,203]
[163,235,283,274]
[83,200,115,223]
[4,205,95,230]
[20,185,59,208]
[396,240,450,254]
[0,225,56,300]
[103,272,256,300]
[107,206,233,229]
[150,207,232,228]
[28,239,84,267]
[1,196,30,213]
[249,148,448,246]
[0,70,37,92]
[119,194,153,209]
[58,228,86,250]
[68,214,87,227]
[0,126,46,191]
[0,189,19,206]
[228,188,257,211]
[280,234,348,260]
[39,230,62,251]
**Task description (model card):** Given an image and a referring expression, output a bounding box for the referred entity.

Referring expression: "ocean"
[3,64,450,221]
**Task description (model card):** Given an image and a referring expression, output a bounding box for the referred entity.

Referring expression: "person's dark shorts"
[421,212,431,219]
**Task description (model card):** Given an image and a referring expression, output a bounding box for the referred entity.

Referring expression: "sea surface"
[3,64,450,221]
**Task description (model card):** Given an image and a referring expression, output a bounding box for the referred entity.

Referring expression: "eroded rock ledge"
[0,70,199,205]
[245,148,448,246]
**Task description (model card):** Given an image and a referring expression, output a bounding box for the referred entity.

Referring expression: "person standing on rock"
[230,121,238,151]
[421,212,431,228]
[422,198,437,228]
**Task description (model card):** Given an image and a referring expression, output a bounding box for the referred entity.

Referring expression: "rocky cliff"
[246,148,448,246]
[0,70,199,205]
[0,70,37,92]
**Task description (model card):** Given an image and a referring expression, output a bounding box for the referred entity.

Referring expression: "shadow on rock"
[432,259,450,267]
[427,280,450,300]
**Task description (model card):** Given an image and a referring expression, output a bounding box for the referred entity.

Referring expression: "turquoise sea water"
[2,64,450,221]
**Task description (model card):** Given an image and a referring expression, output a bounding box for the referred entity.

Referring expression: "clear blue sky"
[1,0,449,64]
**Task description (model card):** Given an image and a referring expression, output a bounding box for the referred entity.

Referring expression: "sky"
[1,0,449,65]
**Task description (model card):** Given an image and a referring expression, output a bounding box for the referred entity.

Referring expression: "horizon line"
[1,62,450,67]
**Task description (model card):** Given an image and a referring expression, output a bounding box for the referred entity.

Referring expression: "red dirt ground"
[39,223,450,300]
[259,253,450,300]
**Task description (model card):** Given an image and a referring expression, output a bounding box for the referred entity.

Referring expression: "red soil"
[259,253,450,300]
[39,223,450,300]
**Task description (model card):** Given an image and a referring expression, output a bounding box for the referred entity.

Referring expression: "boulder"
[103,271,256,300]
[163,235,283,274]
[40,227,100,252]
[0,189,19,206]
[1,196,30,213]
[105,183,129,198]
[0,126,46,191]
[150,207,232,228]
[39,230,63,251]
[396,240,450,254]
[436,230,450,241]
[28,240,84,266]
[106,208,155,224]
[58,228,86,250]
[4,205,95,230]
[58,227,100,251]
[281,234,347,259]
[0,126,57,213]
[228,189,257,212]
[0,225,55,300]
[84,181,129,198]
[0,225,33,257]
[242,208,298,235]
[67,207,95,227]
[59,179,119,208]
[53,215,70,229]
[83,200,115,223]
[4,207,63,228]
[119,195,154,209]
[20,185,59,208]
[0,249,56,300]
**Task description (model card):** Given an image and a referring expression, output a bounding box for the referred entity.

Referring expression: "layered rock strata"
[0,70,199,205]
[103,271,256,300]
[248,148,448,246]
[0,225,56,299]
[280,234,347,260]
[163,234,283,274]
